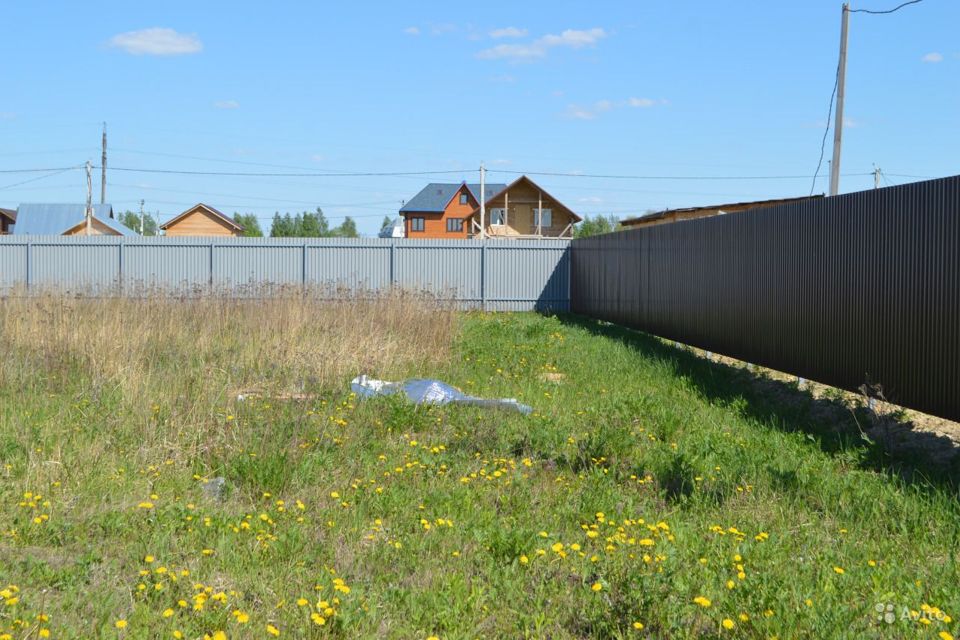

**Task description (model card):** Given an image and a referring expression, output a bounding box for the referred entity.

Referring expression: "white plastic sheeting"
[351,375,532,415]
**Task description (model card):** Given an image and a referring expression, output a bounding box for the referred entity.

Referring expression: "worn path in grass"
[1,309,959,639]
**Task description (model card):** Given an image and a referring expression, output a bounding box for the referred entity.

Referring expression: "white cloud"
[404,26,420,36]
[489,27,528,39]
[108,27,203,56]
[922,52,943,63]
[213,100,239,109]
[566,97,665,120]
[477,27,606,61]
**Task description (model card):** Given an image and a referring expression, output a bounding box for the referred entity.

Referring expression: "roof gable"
[467,176,583,223]
[160,203,244,231]
[401,182,509,213]
[0,207,16,223]
[11,203,120,235]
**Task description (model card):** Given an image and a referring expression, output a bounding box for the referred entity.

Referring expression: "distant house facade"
[0,208,15,234]
[400,182,505,239]
[9,204,135,236]
[399,176,580,239]
[619,195,824,230]
[160,203,244,237]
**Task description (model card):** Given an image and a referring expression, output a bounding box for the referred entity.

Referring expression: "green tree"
[270,212,293,237]
[574,214,620,238]
[331,216,358,238]
[233,213,263,237]
[118,210,158,235]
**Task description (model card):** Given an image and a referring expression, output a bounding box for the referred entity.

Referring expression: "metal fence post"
[390,242,397,287]
[209,243,215,291]
[25,241,32,291]
[480,242,487,311]
[118,240,124,295]
[302,242,307,290]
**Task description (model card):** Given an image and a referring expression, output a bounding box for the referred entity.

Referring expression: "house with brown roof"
[160,203,244,237]
[0,208,15,234]
[620,195,824,230]
[399,175,580,239]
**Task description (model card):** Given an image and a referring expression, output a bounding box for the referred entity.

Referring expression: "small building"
[10,203,135,236]
[619,195,824,230]
[469,176,581,238]
[378,217,405,239]
[160,203,244,237]
[399,175,580,239]
[400,182,506,239]
[0,208,15,234]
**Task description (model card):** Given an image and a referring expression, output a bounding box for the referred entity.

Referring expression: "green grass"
[2,309,959,639]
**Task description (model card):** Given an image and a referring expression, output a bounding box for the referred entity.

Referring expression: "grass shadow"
[554,313,960,498]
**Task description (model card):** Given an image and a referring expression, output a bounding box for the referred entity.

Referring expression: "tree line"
[118,208,358,238]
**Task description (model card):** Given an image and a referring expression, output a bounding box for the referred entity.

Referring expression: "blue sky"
[1,1,957,235]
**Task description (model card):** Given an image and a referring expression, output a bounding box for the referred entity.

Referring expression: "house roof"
[400,182,508,213]
[0,207,16,222]
[378,217,405,238]
[620,195,824,226]
[11,203,135,236]
[160,203,244,231]
[466,175,583,223]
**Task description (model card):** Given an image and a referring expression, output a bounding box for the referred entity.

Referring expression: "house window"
[410,217,425,232]
[490,208,505,226]
[534,208,553,228]
[459,193,469,205]
[446,218,464,233]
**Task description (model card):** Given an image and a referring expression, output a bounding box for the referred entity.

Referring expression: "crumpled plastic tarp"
[351,375,533,415]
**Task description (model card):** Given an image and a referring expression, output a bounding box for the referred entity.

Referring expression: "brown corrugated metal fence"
[570,175,960,422]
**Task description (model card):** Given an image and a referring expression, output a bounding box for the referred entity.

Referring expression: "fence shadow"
[555,313,960,497]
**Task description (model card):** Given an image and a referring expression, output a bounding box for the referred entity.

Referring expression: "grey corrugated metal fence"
[571,175,960,422]
[0,236,570,311]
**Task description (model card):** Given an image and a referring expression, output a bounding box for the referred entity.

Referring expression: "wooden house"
[160,203,244,237]
[399,175,580,239]
[0,208,15,234]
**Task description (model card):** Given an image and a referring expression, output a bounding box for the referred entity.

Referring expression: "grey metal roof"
[400,183,508,213]
[11,203,136,236]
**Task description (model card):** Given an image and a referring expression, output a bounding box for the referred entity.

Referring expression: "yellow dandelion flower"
[693,596,712,608]
[137,502,154,509]
[162,608,174,618]
[833,566,844,575]
[722,618,735,630]
[266,625,280,637]
[633,621,644,630]
[115,620,128,629]
[519,555,529,565]
[296,598,308,607]
[591,582,603,592]
[938,632,953,640]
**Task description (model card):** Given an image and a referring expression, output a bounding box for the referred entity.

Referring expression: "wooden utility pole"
[479,162,486,240]
[101,122,107,205]
[874,166,881,189]
[139,199,145,235]
[85,161,93,235]
[829,3,850,197]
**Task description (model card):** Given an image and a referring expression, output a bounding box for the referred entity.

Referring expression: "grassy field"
[1,295,959,639]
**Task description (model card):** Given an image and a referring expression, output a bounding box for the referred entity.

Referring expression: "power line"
[490,169,872,181]
[99,165,468,178]
[848,0,923,14]
[0,166,82,174]
[810,59,841,196]
[0,166,81,191]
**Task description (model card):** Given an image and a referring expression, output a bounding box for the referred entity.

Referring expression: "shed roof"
[620,195,824,226]
[0,207,16,222]
[11,203,135,236]
[400,182,508,213]
[160,203,244,231]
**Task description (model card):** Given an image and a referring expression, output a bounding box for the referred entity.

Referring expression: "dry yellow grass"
[0,289,455,420]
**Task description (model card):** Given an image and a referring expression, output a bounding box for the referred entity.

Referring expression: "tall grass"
[0,290,454,398]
